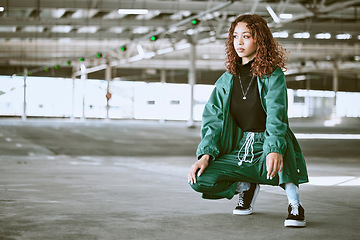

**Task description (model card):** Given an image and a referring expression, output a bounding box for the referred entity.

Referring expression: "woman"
[187,14,308,227]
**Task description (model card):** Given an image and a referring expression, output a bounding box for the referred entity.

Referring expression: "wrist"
[201,154,211,162]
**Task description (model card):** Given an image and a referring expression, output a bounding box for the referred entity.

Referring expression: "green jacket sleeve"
[196,84,224,160]
[263,68,288,156]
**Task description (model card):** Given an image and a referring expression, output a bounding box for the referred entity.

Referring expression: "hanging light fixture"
[118,9,148,15]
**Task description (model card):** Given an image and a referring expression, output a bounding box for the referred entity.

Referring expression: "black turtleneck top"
[230,60,267,132]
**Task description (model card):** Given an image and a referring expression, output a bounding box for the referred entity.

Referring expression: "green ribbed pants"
[190,132,297,200]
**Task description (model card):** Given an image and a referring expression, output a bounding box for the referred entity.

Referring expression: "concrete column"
[305,76,311,117]
[187,43,196,128]
[71,66,77,121]
[306,76,311,90]
[80,64,87,121]
[332,62,339,117]
[105,63,112,120]
[22,68,28,121]
[160,69,166,84]
[324,61,341,126]
[159,69,166,123]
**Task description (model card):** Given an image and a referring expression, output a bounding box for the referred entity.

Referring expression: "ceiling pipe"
[72,0,235,77]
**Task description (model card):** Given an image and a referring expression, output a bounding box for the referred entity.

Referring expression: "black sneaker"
[284,203,306,227]
[233,183,260,215]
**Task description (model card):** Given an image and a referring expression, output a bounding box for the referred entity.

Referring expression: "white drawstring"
[237,132,255,166]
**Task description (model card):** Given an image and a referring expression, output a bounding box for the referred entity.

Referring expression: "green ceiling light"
[150,35,158,41]
[120,46,127,51]
[66,60,71,66]
[192,19,200,25]
[79,57,85,62]
[55,65,59,69]
[96,52,102,58]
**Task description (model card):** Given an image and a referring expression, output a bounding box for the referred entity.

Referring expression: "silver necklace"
[238,75,255,100]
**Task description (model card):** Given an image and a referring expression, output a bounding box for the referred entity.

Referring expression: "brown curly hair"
[225,14,288,77]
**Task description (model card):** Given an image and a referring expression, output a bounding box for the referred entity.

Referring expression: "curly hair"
[225,14,288,77]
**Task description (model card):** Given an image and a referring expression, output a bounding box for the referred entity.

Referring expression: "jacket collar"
[215,72,233,94]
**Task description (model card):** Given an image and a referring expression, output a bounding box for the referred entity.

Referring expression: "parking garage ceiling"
[0,0,359,91]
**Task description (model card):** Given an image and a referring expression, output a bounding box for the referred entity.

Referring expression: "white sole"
[284,219,306,227]
[233,207,253,215]
[233,184,260,215]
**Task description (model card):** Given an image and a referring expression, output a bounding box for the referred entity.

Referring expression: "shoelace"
[290,202,300,216]
[237,132,255,166]
[238,192,245,207]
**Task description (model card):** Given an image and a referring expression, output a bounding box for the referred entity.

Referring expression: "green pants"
[190,132,297,200]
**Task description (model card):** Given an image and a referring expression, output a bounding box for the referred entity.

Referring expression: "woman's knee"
[189,177,215,193]
[189,182,203,193]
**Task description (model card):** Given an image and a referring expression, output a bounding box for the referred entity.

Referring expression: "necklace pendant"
[242,96,246,100]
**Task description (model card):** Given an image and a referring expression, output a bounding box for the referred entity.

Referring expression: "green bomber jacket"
[196,67,308,184]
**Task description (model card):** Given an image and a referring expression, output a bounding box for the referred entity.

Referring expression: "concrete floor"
[0,118,359,240]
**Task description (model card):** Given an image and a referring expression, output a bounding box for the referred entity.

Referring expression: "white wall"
[1,75,360,119]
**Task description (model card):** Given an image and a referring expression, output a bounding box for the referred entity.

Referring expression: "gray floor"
[0,118,359,240]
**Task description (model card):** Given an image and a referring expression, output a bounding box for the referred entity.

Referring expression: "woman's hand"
[188,154,210,184]
[266,152,283,180]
